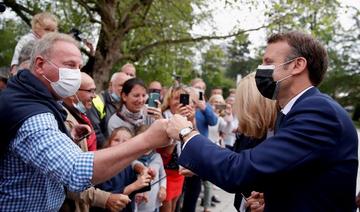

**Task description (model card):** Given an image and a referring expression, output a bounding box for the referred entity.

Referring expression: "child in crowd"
[93,127,152,212]
[135,125,167,212]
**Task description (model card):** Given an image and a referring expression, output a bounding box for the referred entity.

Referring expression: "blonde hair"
[208,94,225,105]
[190,78,204,87]
[234,72,277,139]
[120,63,136,72]
[29,32,79,70]
[161,85,192,112]
[31,12,58,31]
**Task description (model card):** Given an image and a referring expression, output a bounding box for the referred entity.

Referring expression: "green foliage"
[113,0,202,87]
[200,45,235,97]
[263,0,360,109]
[225,34,262,79]
[135,43,196,87]
[2,0,360,106]
[0,19,29,67]
[266,0,340,44]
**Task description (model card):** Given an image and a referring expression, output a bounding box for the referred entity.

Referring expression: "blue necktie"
[274,111,285,134]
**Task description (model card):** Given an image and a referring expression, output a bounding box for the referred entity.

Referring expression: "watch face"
[180,127,192,136]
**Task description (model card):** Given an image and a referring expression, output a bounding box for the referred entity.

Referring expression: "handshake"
[142,114,199,148]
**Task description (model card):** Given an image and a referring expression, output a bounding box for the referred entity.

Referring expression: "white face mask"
[43,59,81,98]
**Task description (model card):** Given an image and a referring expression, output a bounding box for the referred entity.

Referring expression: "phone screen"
[148,92,160,107]
[180,93,189,106]
[199,91,203,101]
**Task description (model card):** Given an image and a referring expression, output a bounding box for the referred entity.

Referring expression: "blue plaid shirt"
[0,113,94,211]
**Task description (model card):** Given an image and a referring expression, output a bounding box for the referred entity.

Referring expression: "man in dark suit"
[166,31,358,212]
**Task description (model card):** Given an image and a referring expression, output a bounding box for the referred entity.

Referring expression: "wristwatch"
[179,126,194,142]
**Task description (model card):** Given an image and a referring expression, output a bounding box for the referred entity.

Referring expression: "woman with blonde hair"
[158,85,196,212]
[233,72,277,212]
[234,72,277,140]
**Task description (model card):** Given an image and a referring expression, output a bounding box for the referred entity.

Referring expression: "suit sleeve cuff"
[182,133,200,150]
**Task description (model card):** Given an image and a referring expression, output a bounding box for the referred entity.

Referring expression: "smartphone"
[148,88,161,94]
[180,93,189,106]
[130,183,151,196]
[215,104,227,110]
[199,91,204,101]
[148,92,160,108]
[76,131,93,142]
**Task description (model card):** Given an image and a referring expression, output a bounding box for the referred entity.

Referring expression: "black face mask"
[255,65,278,100]
[255,62,294,100]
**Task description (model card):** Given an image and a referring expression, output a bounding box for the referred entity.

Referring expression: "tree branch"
[119,0,154,33]
[133,25,268,60]
[74,0,101,24]
[3,0,37,26]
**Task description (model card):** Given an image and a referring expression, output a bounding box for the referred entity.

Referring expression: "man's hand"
[143,119,170,148]
[246,191,265,212]
[166,114,193,141]
[135,192,149,204]
[83,39,95,56]
[178,105,195,122]
[134,172,152,190]
[143,167,156,180]
[71,124,92,143]
[197,100,207,111]
[179,166,195,177]
[105,193,131,212]
[146,105,163,120]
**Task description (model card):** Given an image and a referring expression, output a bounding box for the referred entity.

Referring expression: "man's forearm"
[92,133,152,184]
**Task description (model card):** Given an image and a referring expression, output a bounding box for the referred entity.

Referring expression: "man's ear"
[69,95,76,102]
[33,56,45,75]
[121,93,127,102]
[291,57,307,75]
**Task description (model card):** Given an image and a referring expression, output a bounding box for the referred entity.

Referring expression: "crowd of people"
[0,11,359,212]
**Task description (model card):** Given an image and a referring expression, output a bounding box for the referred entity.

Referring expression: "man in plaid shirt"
[0,32,170,211]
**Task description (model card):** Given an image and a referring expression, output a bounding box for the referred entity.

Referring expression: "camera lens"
[0,3,6,12]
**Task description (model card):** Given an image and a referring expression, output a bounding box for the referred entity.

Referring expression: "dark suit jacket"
[179,87,358,212]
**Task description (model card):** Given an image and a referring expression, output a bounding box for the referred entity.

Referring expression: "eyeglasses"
[79,88,96,94]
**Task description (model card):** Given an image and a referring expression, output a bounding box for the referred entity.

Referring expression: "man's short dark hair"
[267,31,328,86]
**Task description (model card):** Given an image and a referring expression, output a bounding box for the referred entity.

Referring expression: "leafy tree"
[265,0,340,44]
[0,19,28,67]
[225,33,262,79]
[3,0,264,90]
[200,44,234,97]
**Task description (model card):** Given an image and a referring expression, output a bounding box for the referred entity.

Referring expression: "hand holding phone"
[71,124,92,143]
[148,92,160,108]
[199,91,204,101]
[76,131,93,142]
[179,93,189,106]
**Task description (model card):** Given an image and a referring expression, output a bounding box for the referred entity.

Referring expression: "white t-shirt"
[11,32,38,67]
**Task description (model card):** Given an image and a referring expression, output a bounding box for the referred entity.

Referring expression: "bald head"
[81,72,95,87]
[120,63,136,77]
[71,72,96,110]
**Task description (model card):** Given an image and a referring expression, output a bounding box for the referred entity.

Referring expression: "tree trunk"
[92,28,123,91]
